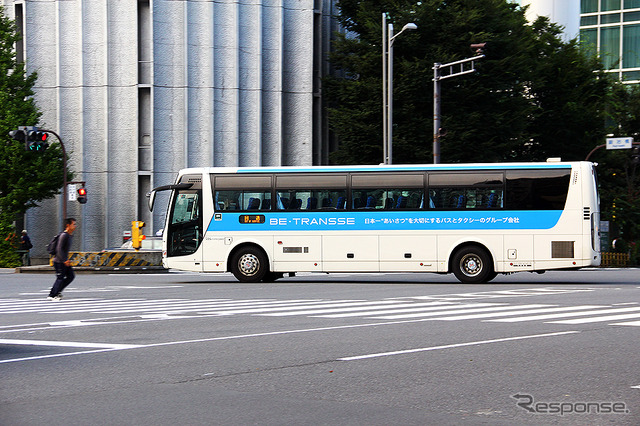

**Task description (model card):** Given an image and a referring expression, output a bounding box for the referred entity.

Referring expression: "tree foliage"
[596,84,640,261]
[0,7,70,266]
[326,0,613,165]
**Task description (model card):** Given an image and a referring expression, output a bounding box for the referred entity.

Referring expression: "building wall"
[580,0,640,83]
[3,0,336,258]
[518,0,580,40]
[515,0,640,84]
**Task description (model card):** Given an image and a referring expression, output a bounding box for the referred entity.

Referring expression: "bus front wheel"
[451,246,494,284]
[231,247,268,283]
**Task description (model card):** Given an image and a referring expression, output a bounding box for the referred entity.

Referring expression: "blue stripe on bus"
[207,210,563,232]
[237,164,572,173]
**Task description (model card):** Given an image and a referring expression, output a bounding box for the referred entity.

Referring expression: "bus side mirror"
[147,190,156,212]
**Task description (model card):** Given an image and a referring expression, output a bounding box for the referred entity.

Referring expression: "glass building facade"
[580,0,640,82]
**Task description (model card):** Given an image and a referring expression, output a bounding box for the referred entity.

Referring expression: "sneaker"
[47,295,62,301]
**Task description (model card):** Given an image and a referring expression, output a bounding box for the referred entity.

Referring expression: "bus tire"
[451,246,493,284]
[231,247,268,283]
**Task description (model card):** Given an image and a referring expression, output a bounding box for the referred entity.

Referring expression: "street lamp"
[382,14,417,165]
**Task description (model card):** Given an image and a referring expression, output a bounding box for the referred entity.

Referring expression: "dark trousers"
[49,262,75,297]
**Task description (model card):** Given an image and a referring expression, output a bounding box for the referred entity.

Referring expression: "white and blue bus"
[148,160,600,284]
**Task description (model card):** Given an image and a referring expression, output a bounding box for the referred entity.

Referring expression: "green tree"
[597,84,640,262]
[0,7,70,267]
[326,0,612,165]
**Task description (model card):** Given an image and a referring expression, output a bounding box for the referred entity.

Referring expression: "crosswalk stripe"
[132,300,339,315]
[0,298,99,307]
[491,306,640,323]
[197,300,406,315]
[373,304,550,320]
[0,299,184,313]
[432,306,605,321]
[1,296,640,328]
[261,301,458,317]
[88,299,324,314]
[0,299,320,315]
[313,302,473,318]
[312,302,504,318]
[550,312,640,324]
[610,320,640,327]
[409,288,594,301]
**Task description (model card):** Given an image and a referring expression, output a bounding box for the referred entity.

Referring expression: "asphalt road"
[1,268,639,425]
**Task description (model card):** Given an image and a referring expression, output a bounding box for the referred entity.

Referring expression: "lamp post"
[382,13,416,164]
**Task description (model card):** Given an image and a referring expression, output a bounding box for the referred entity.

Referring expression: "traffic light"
[27,130,49,152]
[9,128,26,142]
[131,221,146,250]
[77,187,87,204]
[632,145,640,164]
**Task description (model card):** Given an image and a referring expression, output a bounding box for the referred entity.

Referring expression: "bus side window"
[277,189,346,211]
[216,190,270,211]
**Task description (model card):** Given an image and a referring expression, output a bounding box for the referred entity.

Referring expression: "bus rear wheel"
[231,247,268,283]
[452,246,494,284]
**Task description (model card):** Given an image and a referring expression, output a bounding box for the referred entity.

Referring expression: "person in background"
[19,230,32,266]
[48,218,77,301]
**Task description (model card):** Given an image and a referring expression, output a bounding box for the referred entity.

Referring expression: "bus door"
[165,177,204,271]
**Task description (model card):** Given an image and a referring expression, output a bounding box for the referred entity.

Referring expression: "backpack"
[46,233,61,256]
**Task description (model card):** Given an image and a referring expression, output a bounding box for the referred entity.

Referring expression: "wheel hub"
[239,253,259,276]
[461,254,482,277]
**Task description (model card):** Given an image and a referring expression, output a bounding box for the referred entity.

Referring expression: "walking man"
[48,218,77,301]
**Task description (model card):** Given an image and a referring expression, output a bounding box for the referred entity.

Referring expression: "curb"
[14,265,168,274]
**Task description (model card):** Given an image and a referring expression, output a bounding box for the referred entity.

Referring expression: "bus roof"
[179,161,588,175]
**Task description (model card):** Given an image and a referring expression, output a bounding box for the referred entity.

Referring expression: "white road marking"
[0,318,581,364]
[261,301,458,317]
[433,306,605,321]
[195,300,403,315]
[0,338,142,349]
[551,312,640,325]
[81,299,325,314]
[313,302,476,318]
[373,304,550,320]
[406,287,596,301]
[337,331,581,361]
[493,307,640,323]
[611,320,640,327]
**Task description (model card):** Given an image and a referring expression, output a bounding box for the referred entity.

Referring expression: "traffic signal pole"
[433,48,484,164]
[9,127,76,230]
[38,129,68,229]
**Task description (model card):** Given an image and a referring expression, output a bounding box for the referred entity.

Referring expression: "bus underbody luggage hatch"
[147,183,193,211]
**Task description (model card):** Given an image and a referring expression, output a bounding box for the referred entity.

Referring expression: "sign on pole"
[606,137,633,150]
[68,183,77,201]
